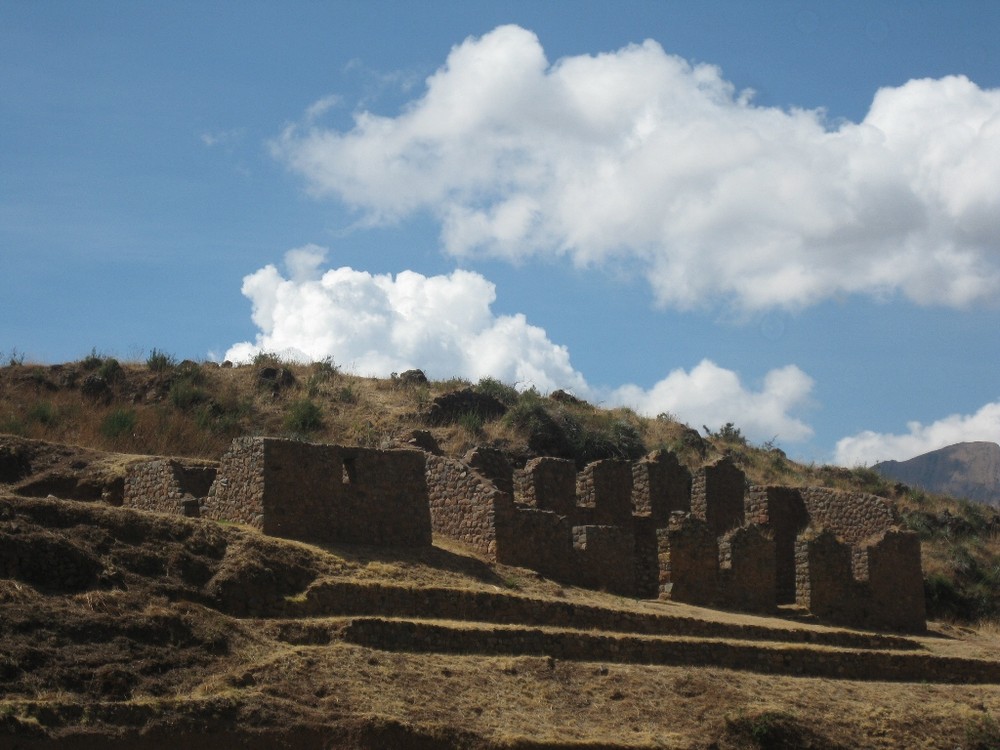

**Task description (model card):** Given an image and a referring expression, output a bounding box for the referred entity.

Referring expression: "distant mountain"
[874,441,1000,508]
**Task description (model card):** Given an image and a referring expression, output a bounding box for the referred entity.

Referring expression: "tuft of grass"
[965,712,1000,750]
[252,351,286,370]
[457,410,484,436]
[285,399,323,434]
[146,348,177,373]
[100,408,136,440]
[337,384,359,404]
[27,401,59,428]
[474,377,519,406]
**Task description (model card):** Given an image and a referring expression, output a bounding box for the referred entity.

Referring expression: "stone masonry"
[124,458,218,518]
[123,436,926,632]
[132,437,433,547]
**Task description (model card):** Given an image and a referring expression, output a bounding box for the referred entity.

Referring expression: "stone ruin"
[124,437,431,547]
[123,437,926,632]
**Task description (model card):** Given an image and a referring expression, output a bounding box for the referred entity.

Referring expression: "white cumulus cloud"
[834,401,1000,466]
[273,25,1000,311]
[225,247,815,444]
[609,361,815,442]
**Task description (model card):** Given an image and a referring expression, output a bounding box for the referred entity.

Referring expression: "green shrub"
[27,401,58,427]
[337,384,358,404]
[97,357,124,385]
[101,409,136,439]
[474,376,519,406]
[705,421,747,446]
[965,712,1000,750]
[285,399,323,434]
[146,348,176,373]
[170,378,208,410]
[252,351,286,369]
[80,348,104,371]
[0,415,26,436]
[458,410,484,435]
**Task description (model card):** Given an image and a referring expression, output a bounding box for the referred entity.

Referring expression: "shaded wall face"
[746,487,808,604]
[577,460,633,525]
[795,531,856,619]
[662,517,718,606]
[514,457,577,517]
[497,508,574,581]
[632,452,691,522]
[718,525,776,613]
[866,530,926,632]
[261,441,432,547]
[692,460,745,536]
[464,447,514,496]
[572,525,636,596]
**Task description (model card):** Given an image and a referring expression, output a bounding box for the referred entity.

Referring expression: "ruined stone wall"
[691,458,745,535]
[745,486,810,603]
[576,459,633,525]
[497,508,574,581]
[632,516,661,599]
[632,450,691,522]
[571,525,636,596]
[799,487,898,546]
[795,530,860,623]
[865,529,926,632]
[799,487,899,579]
[795,527,925,632]
[204,436,266,528]
[514,457,577,516]
[206,437,431,546]
[426,453,509,558]
[463,446,514,496]
[124,459,218,517]
[661,515,718,606]
[718,524,776,612]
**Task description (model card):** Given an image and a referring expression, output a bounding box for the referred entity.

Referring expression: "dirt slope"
[2,490,1000,749]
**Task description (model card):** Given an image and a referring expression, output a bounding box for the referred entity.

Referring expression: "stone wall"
[426,453,509,557]
[745,486,810,603]
[514,457,577,516]
[691,457,745,535]
[718,524,776,612]
[632,450,691,522]
[799,486,899,546]
[463,446,514,496]
[497,507,574,581]
[795,529,858,622]
[576,459,633,525]
[204,436,266,527]
[124,458,218,518]
[795,527,925,632]
[207,437,432,547]
[572,524,636,595]
[865,529,926,632]
[661,515,718,606]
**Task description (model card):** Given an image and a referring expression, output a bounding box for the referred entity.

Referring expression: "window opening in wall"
[342,456,357,485]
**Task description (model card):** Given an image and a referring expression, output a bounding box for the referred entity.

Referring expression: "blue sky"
[3,1,999,466]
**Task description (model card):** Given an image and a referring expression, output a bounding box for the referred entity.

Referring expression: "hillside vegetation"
[1,350,999,624]
[3,351,1000,748]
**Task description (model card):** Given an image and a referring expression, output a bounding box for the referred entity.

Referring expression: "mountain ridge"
[874,441,1000,509]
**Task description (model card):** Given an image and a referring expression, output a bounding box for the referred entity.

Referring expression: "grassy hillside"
[1,350,999,623]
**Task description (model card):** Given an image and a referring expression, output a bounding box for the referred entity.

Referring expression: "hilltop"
[875,442,1000,510]
[2,353,1000,747]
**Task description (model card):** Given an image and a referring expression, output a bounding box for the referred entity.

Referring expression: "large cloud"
[834,401,1000,466]
[225,246,814,443]
[273,25,1000,311]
